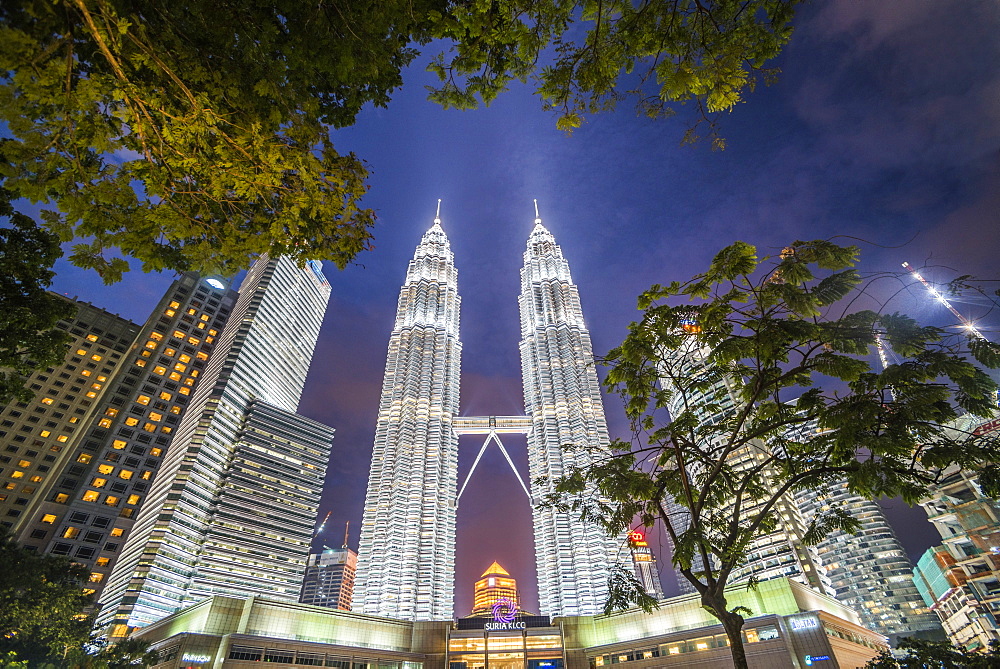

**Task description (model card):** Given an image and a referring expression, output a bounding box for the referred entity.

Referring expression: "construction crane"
[313,511,332,539]
[902,262,988,341]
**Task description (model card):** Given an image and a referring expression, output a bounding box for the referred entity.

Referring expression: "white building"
[354,215,462,620]
[96,256,335,634]
[519,217,619,616]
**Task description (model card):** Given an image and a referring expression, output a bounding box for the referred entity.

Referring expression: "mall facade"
[133,578,886,669]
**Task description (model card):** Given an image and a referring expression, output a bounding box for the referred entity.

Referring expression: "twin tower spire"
[354,205,618,620]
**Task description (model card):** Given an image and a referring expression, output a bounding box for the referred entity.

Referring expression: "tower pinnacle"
[533,198,541,224]
[435,198,442,225]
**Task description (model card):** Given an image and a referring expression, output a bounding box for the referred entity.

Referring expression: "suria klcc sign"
[485,598,526,631]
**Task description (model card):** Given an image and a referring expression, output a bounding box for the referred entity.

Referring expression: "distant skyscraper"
[627,530,665,600]
[470,561,522,617]
[519,215,619,616]
[300,545,358,611]
[7,273,236,606]
[355,213,462,621]
[97,256,335,634]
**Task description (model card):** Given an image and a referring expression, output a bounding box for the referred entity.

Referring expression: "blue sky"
[49,1,1000,613]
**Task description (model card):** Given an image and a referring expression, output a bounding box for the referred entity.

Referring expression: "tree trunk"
[701,590,749,669]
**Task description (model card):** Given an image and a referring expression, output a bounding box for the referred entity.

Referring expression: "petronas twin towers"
[355,207,618,620]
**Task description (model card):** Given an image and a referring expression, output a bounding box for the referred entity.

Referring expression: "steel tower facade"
[96,256,334,633]
[354,215,462,620]
[519,217,618,616]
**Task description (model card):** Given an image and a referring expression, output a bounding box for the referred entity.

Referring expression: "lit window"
[124,417,139,427]
[99,418,113,429]
[41,514,56,524]
[63,527,80,539]
[104,495,119,507]
[91,383,101,390]
[98,465,114,475]
[118,470,134,481]
[77,454,92,464]
[92,478,107,488]
[183,377,194,386]
[178,354,191,364]
[96,557,110,567]
[199,314,209,322]
[86,334,98,342]
[10,471,23,479]
[54,493,69,503]
[140,470,152,480]
[168,301,179,309]
[205,336,214,344]
[29,475,43,483]
[153,366,166,376]
[126,494,140,505]
[136,395,151,405]
[196,352,208,361]
[165,309,176,317]
[82,588,96,596]
[145,341,158,350]
[168,372,181,381]
[170,405,182,414]
[150,331,163,341]
[112,440,127,450]
[187,308,197,316]
[208,329,217,336]
[104,408,119,417]
[81,369,92,377]
[85,391,97,398]
[178,387,190,395]
[39,430,51,437]
[3,483,14,490]
[161,426,172,434]
[172,330,185,339]
[159,391,172,401]
[97,375,107,382]
[164,347,176,357]
[196,322,206,329]
[189,370,199,379]
[89,572,104,582]
[57,435,69,442]
[187,336,200,345]
[82,490,99,502]
[110,528,124,537]
[135,359,147,368]
[76,349,87,355]
[68,417,78,424]
[148,412,162,422]
[41,397,54,405]
[150,448,162,457]
[91,354,102,361]
[18,460,30,468]
[143,423,157,433]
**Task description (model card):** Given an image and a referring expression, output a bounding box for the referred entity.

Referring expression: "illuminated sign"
[973,418,1000,435]
[628,530,648,547]
[485,621,527,631]
[492,598,518,623]
[181,653,212,664]
[804,655,830,665]
[204,278,226,290]
[789,617,818,631]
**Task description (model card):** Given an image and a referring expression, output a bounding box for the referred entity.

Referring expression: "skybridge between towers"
[454,416,532,502]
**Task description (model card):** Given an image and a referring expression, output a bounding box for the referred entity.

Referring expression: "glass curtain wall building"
[519,217,619,616]
[355,215,462,620]
[97,256,335,633]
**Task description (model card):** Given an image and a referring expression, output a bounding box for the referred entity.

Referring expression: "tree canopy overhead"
[0,0,444,282]
[543,240,1000,668]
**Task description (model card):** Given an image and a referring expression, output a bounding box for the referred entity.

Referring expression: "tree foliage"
[0,0,443,282]
[542,240,1000,669]
[0,530,93,665]
[863,638,1000,669]
[0,186,76,404]
[427,0,800,144]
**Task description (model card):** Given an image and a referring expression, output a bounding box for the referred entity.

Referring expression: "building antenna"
[435,199,442,224]
[342,521,350,549]
[533,199,541,224]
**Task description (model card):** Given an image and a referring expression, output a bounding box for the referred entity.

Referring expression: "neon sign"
[485,598,525,631]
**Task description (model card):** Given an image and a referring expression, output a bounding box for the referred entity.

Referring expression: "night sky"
[45,2,1000,616]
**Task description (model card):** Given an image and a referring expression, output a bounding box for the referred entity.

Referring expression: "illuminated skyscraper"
[627,530,665,600]
[519,214,619,616]
[96,256,335,633]
[354,212,462,620]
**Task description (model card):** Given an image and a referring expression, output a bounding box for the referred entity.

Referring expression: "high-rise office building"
[627,530,665,600]
[355,214,462,621]
[519,217,619,616]
[6,274,237,605]
[97,256,335,633]
[470,561,522,617]
[300,545,358,611]
[656,339,830,594]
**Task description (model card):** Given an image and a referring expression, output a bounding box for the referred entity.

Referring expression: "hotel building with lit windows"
[97,256,336,633]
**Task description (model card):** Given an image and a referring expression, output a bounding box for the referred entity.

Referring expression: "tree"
[864,638,1000,669]
[0,0,444,282]
[0,186,76,404]
[543,241,1000,669]
[0,530,94,665]
[427,0,800,145]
